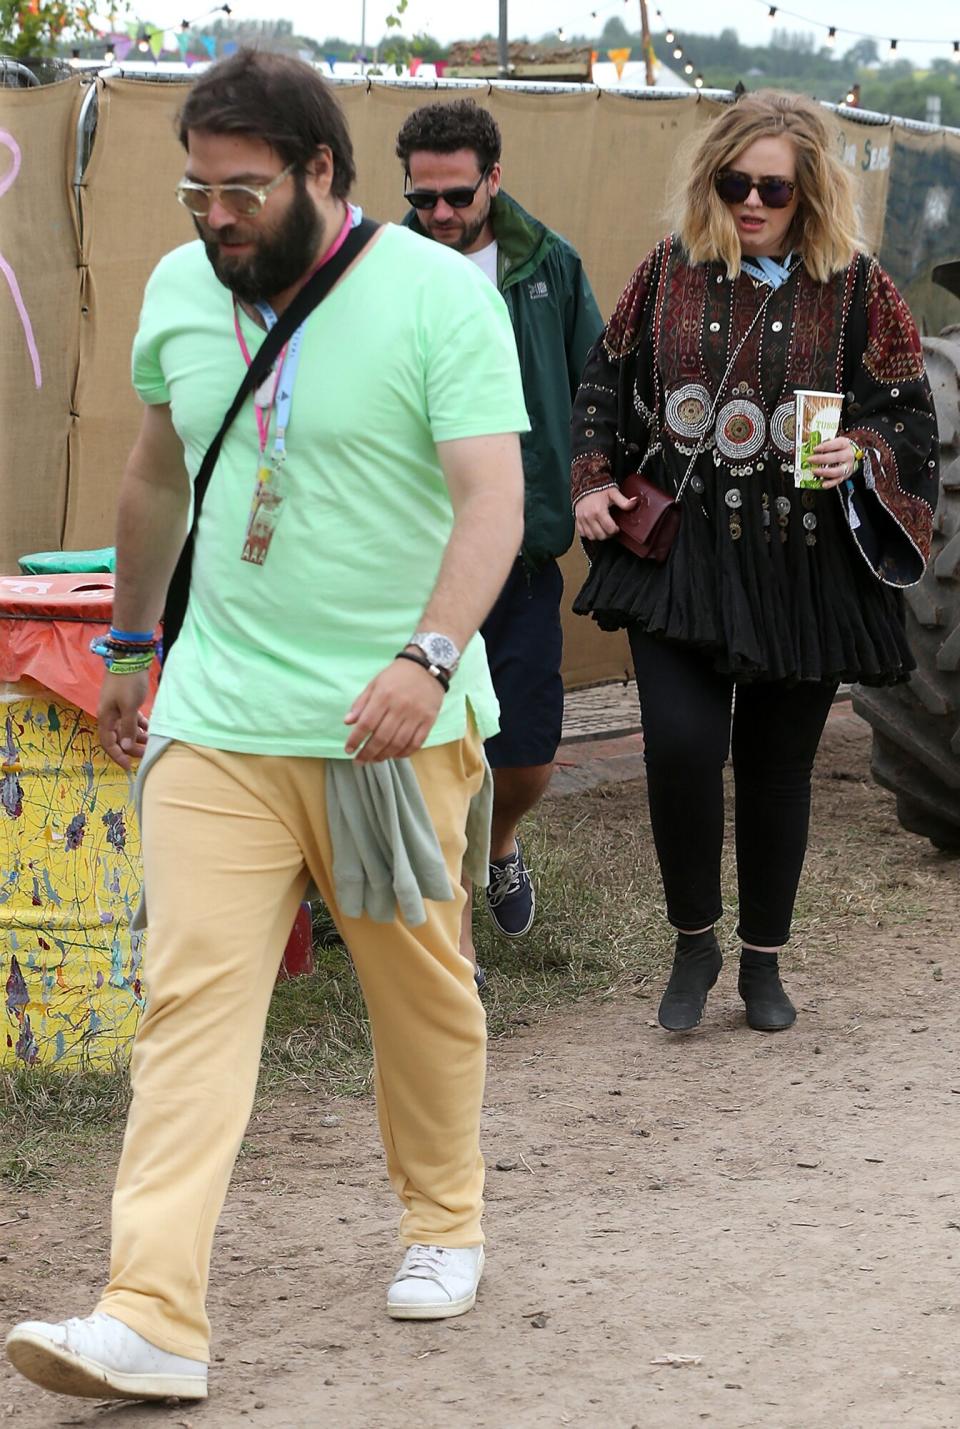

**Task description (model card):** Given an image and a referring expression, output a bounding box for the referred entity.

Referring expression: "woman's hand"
[808,435,860,490]
[575,486,639,540]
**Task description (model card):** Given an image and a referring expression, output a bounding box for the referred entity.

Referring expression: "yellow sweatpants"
[96,732,487,1360]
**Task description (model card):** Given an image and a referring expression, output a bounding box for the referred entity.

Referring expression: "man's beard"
[197,179,324,304]
[423,200,490,254]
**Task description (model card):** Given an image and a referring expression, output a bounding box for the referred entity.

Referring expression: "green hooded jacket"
[404,191,603,567]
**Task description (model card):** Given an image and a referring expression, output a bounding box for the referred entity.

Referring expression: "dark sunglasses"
[715,169,797,209]
[404,167,490,211]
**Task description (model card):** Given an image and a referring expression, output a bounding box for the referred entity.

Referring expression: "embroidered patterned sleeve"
[841,258,939,587]
[571,242,664,508]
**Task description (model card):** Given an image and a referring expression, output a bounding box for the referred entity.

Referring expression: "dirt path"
[2,721,959,1428]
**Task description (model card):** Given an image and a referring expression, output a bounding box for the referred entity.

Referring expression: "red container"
[277,902,315,982]
[0,573,158,717]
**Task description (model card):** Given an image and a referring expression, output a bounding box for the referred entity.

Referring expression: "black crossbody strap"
[161,216,380,659]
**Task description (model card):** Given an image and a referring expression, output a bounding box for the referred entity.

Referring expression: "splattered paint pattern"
[1,680,146,1069]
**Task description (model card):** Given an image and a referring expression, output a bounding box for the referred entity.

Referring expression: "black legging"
[628,629,838,947]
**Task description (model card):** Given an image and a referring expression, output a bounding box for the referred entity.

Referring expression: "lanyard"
[741,251,796,291]
[231,205,355,462]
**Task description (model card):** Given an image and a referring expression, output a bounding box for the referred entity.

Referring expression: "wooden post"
[638,0,656,87]
[498,0,509,77]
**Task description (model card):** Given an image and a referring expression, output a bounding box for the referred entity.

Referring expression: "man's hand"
[344,658,445,763]
[98,672,150,770]
[575,487,638,540]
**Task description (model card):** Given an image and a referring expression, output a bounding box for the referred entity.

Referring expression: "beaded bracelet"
[90,634,158,675]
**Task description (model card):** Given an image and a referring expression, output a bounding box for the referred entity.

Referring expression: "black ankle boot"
[738,949,796,1031]
[658,931,722,1032]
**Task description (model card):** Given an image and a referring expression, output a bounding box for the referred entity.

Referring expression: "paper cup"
[794,389,843,489]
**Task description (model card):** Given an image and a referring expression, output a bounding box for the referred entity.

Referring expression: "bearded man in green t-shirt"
[6,51,528,1407]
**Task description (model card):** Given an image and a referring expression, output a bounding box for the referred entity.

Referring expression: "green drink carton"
[794,389,843,489]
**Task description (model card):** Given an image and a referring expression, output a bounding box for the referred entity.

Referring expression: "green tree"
[376,0,445,74]
[600,16,631,46]
[770,27,814,52]
[708,27,745,67]
[844,37,879,67]
[209,15,319,58]
[859,71,960,126]
[408,31,445,61]
[0,0,104,59]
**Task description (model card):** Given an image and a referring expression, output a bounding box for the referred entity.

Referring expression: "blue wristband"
[90,635,156,673]
[109,627,155,644]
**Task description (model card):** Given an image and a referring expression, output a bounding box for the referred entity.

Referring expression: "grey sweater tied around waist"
[129,735,493,932]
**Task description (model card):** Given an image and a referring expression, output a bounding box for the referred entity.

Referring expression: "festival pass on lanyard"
[233,208,353,566]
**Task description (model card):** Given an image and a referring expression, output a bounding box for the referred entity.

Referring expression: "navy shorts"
[481,557,564,769]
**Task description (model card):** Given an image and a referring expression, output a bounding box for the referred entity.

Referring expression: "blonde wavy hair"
[675,90,861,283]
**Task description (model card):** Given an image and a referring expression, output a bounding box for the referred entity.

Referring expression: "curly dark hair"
[395,99,502,174]
[177,49,356,200]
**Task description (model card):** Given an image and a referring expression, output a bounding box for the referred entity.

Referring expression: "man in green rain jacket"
[397,99,602,970]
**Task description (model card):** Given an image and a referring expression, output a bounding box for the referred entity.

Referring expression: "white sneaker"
[4,1312,208,1401]
[387,1244,484,1320]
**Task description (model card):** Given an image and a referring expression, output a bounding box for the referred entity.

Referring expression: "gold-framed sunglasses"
[175,163,295,219]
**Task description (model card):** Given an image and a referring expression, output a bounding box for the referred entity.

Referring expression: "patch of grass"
[476,790,671,1029]
[0,1062,130,1187]
[259,789,673,1100]
[2,1140,55,1189]
[791,769,947,955]
[262,935,374,1097]
[3,745,955,1172]
[260,759,947,1099]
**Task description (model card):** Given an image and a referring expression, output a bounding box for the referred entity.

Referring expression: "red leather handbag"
[614,470,682,563]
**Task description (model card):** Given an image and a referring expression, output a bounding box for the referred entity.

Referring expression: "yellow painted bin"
[0,575,154,1070]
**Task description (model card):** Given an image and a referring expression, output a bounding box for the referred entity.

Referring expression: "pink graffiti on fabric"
[0,129,42,389]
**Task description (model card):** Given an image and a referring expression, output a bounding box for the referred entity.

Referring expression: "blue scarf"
[741,252,795,289]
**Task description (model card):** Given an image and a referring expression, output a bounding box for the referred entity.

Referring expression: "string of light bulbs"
[758,0,959,58]
[658,11,708,90]
[552,0,708,88]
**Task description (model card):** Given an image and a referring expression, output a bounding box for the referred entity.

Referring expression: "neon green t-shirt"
[132,225,530,758]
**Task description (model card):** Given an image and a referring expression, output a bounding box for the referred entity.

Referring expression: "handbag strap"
[161,215,380,659]
[674,258,801,504]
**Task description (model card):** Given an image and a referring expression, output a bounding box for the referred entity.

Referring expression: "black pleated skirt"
[574,469,914,686]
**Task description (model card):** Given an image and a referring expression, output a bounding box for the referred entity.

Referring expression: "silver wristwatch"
[407,632,461,674]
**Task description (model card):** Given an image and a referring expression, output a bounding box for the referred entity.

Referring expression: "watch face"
[415,633,459,669]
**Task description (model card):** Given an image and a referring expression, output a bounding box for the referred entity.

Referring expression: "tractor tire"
[851,329,960,852]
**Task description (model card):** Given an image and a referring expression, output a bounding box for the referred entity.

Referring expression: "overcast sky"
[157,1,952,69]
